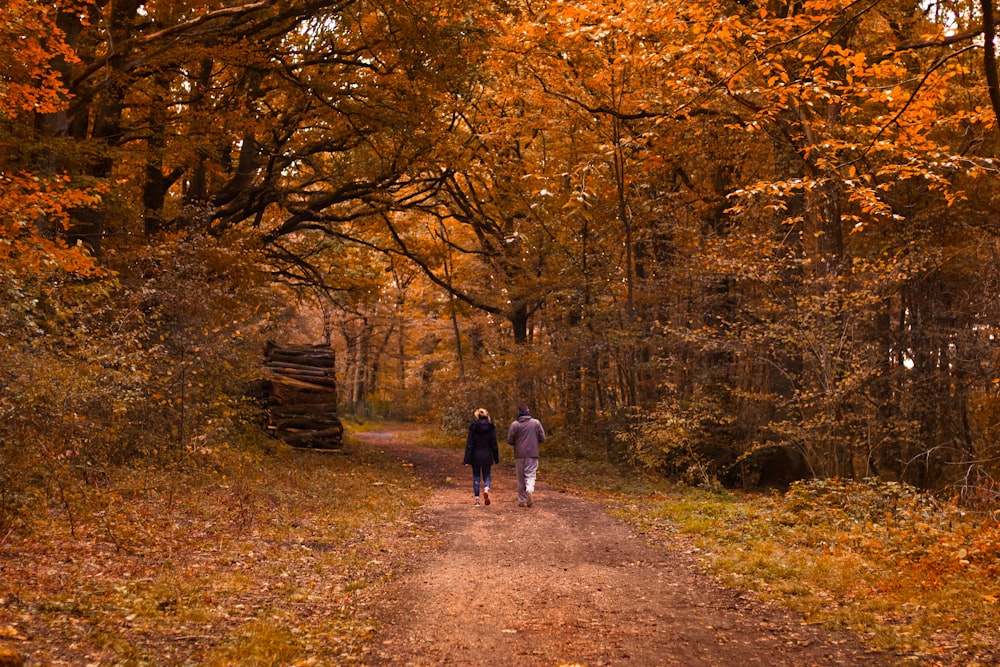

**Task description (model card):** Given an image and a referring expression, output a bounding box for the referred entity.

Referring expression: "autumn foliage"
[2,0,1000,646]
[0,0,998,496]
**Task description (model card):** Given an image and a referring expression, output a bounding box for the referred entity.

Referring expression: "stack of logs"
[263,341,344,450]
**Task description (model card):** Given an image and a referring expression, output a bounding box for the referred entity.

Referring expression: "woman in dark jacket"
[464,408,500,506]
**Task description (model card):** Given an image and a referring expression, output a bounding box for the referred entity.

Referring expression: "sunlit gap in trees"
[298,13,346,48]
[924,0,963,35]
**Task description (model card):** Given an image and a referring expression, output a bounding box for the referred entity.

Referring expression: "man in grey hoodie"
[506,403,545,507]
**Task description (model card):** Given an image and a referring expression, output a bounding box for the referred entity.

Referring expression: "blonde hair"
[474,408,490,420]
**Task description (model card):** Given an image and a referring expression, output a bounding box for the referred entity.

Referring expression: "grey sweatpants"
[515,457,538,503]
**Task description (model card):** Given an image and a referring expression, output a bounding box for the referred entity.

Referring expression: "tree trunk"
[510,302,529,345]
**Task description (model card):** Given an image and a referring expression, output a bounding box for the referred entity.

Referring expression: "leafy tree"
[4,0,1000,501]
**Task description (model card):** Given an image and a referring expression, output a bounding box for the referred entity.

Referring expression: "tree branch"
[859,45,978,159]
[377,211,504,316]
[134,1,277,46]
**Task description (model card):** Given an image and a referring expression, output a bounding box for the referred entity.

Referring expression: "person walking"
[464,408,499,507]
[506,403,545,507]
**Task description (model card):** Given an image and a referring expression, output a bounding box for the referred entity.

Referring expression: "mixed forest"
[4,0,1000,503]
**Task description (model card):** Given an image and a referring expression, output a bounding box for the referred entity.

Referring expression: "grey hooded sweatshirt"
[506,413,545,458]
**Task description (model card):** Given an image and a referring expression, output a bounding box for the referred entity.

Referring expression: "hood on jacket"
[470,418,494,432]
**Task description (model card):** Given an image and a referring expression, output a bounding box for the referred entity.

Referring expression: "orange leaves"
[783,479,1000,584]
[0,0,82,117]
[0,172,105,277]
[487,0,691,114]
[0,1,105,277]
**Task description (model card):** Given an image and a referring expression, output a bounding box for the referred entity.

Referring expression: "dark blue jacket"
[464,418,499,466]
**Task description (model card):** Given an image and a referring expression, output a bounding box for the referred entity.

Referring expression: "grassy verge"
[0,430,433,666]
[544,455,1000,666]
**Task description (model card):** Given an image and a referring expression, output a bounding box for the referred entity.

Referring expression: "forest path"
[357,429,892,667]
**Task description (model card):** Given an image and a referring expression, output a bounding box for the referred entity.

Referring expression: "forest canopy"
[2,0,1000,500]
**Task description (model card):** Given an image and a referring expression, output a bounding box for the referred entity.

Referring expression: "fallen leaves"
[0,627,25,641]
[0,443,433,665]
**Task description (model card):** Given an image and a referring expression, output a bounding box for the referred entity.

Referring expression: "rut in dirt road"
[360,430,893,667]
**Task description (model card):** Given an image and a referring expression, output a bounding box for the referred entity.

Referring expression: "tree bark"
[982,0,1000,128]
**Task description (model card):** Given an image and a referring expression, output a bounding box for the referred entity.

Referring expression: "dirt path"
[359,430,892,667]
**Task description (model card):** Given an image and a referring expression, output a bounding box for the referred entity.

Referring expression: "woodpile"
[263,342,344,450]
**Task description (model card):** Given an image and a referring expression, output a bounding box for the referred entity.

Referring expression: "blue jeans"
[471,464,492,497]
